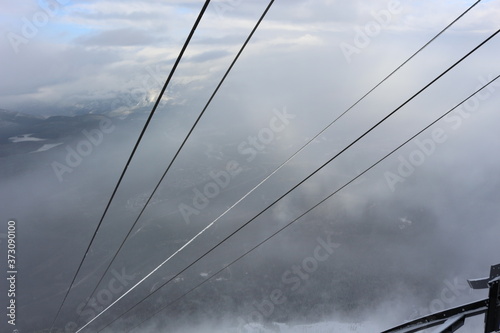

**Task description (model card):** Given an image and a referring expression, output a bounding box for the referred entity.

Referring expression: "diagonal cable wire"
[93,27,500,333]
[169,0,483,241]
[77,0,275,322]
[126,74,500,333]
[48,1,211,330]
[77,0,481,321]
[72,1,276,331]
[81,0,481,320]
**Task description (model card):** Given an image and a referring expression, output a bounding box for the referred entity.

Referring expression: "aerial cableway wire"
[93,27,500,333]
[125,74,500,333]
[73,0,276,331]
[79,0,481,323]
[77,0,275,323]
[48,0,212,330]
[150,0,485,260]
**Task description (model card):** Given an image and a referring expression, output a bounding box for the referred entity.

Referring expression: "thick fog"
[1,1,500,332]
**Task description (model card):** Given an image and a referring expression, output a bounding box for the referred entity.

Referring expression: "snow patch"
[9,134,46,143]
[30,143,63,153]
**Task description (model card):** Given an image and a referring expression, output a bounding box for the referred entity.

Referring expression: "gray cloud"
[187,49,231,63]
[1,0,500,332]
[75,28,158,46]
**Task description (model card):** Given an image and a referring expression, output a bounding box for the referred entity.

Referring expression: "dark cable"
[153,0,486,264]
[48,1,211,331]
[96,28,500,333]
[78,0,481,319]
[126,73,500,333]
[74,1,276,331]
[84,0,481,318]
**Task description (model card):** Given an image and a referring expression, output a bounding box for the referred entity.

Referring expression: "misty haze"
[1,1,500,333]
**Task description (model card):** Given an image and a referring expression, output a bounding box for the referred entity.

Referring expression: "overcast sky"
[0,0,498,116]
[1,1,500,332]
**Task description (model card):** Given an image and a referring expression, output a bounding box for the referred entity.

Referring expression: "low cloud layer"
[1,1,500,332]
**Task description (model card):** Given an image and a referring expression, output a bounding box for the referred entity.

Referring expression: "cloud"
[75,27,158,46]
[1,1,500,332]
[186,49,231,63]
[2,0,499,115]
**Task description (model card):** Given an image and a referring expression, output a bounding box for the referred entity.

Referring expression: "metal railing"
[382,264,500,333]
